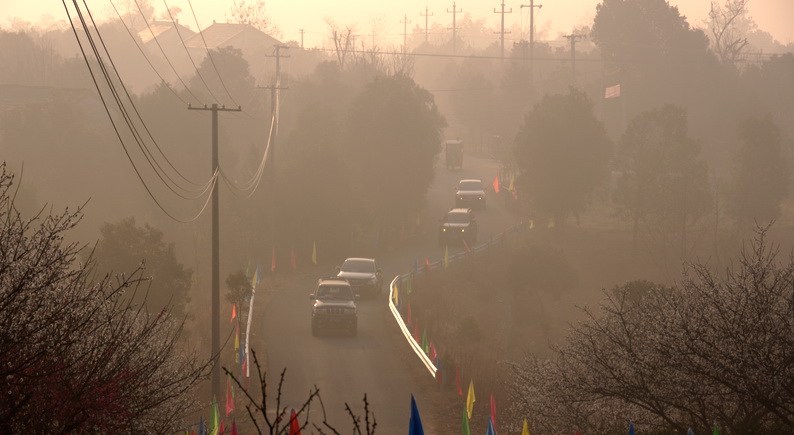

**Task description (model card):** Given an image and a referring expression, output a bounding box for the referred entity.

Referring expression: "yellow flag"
[311,241,317,265]
[393,284,399,307]
[522,418,530,435]
[466,380,475,419]
[509,174,515,191]
[444,245,449,268]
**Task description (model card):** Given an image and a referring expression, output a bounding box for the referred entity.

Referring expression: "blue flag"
[688,429,695,435]
[198,416,206,435]
[628,421,636,435]
[485,417,496,435]
[409,394,424,435]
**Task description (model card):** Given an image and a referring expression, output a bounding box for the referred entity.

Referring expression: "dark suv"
[309,278,357,336]
[438,208,477,246]
[455,179,486,209]
[336,258,383,299]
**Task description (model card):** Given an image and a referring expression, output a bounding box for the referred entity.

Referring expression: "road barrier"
[387,221,526,379]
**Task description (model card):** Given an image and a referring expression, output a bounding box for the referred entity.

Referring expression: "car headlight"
[442,228,447,232]
[458,196,464,201]
[461,228,465,232]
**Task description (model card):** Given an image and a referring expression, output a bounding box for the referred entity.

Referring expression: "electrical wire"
[63,0,216,223]
[82,0,215,197]
[161,0,225,106]
[185,0,240,108]
[220,112,275,199]
[131,0,204,105]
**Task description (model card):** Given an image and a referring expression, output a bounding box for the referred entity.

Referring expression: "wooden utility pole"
[299,28,305,49]
[447,1,462,55]
[494,0,512,60]
[187,102,241,401]
[401,14,411,56]
[520,1,543,82]
[421,6,433,43]
[564,33,586,82]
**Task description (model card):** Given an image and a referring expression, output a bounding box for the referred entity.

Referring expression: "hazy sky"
[3,0,793,47]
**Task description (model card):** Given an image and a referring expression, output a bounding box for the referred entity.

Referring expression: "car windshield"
[341,259,375,273]
[317,286,353,300]
[459,181,483,191]
[445,211,470,224]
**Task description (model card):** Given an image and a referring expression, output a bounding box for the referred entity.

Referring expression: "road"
[260,153,521,434]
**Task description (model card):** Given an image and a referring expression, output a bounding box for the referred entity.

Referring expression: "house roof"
[182,22,281,49]
[137,20,196,45]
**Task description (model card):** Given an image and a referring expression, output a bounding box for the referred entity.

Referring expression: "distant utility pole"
[187,102,241,402]
[299,28,305,49]
[401,14,411,56]
[520,0,543,83]
[447,1,462,55]
[494,0,512,60]
[421,6,433,43]
[260,44,289,275]
[564,33,586,82]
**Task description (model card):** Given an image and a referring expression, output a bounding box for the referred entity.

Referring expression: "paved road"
[261,153,521,434]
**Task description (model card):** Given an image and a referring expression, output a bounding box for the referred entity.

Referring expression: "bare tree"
[0,163,211,433]
[505,225,794,434]
[228,0,282,38]
[709,0,751,65]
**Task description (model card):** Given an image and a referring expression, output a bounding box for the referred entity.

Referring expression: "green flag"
[461,404,470,435]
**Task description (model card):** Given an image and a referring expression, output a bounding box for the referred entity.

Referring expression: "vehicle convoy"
[438,207,477,246]
[309,278,357,336]
[445,139,463,170]
[455,179,487,209]
[336,257,383,299]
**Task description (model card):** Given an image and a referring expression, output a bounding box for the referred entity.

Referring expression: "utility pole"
[421,6,433,43]
[299,28,304,49]
[494,0,512,60]
[447,1,461,55]
[260,44,289,282]
[520,1,543,83]
[187,102,241,402]
[401,14,411,56]
[563,33,586,82]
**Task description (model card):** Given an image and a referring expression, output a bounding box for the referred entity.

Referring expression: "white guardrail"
[387,221,526,379]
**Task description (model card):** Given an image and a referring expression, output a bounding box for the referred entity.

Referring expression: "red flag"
[288,408,301,435]
[271,246,276,272]
[291,246,297,270]
[225,375,234,416]
[429,342,437,361]
[492,174,500,193]
[231,422,238,435]
[230,304,237,323]
[219,420,225,434]
[413,319,419,342]
[424,256,430,272]
[406,302,412,325]
[604,83,621,99]
[490,393,497,434]
[456,362,463,396]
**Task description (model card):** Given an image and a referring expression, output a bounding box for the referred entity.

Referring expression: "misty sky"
[3,0,793,48]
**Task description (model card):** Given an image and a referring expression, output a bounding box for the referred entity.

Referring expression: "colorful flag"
[492,174,500,193]
[628,421,636,435]
[522,419,530,435]
[234,323,240,363]
[424,256,430,272]
[462,405,471,435]
[230,304,237,323]
[604,83,621,98]
[291,246,298,270]
[413,319,419,342]
[210,396,219,435]
[508,174,515,192]
[219,420,225,435]
[393,283,399,307]
[198,417,206,435]
[421,330,429,354]
[271,246,276,272]
[456,362,463,396]
[289,408,301,435]
[406,273,413,294]
[251,265,259,289]
[444,245,449,268]
[409,394,424,435]
[225,375,234,416]
[489,393,497,434]
[687,429,694,435]
[429,342,437,361]
[466,380,476,419]
[712,422,720,435]
[311,241,317,265]
[486,418,496,435]
[435,357,442,385]
[230,422,238,435]
[238,336,245,368]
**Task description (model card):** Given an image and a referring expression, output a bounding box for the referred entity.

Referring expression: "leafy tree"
[189,46,256,108]
[225,269,251,307]
[727,115,790,225]
[227,0,281,38]
[0,163,209,433]
[343,74,446,244]
[91,217,193,321]
[505,226,794,434]
[513,88,611,227]
[612,104,711,258]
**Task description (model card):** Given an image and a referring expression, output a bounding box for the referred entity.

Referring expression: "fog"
[1,0,792,432]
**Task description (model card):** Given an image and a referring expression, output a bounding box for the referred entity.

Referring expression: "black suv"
[438,208,477,246]
[336,258,383,299]
[309,278,357,336]
[455,179,486,209]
